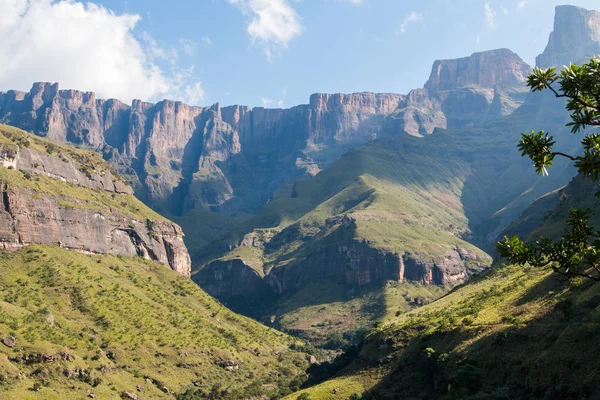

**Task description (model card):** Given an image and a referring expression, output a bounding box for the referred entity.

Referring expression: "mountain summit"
[536,5,600,68]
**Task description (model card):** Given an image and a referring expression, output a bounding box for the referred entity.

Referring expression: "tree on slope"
[497,57,600,281]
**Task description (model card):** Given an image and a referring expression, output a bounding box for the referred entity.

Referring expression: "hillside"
[0,246,309,399]
[288,175,600,400]
[0,124,191,276]
[0,125,310,398]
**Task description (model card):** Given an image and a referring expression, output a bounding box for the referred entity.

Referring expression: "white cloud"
[179,38,197,56]
[182,81,205,106]
[484,3,496,29]
[227,0,303,60]
[142,31,177,62]
[202,36,214,46]
[399,11,423,34]
[0,0,204,105]
[518,1,527,9]
[261,88,287,108]
[261,97,284,107]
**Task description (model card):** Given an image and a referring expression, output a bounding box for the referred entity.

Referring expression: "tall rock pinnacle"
[536,5,600,68]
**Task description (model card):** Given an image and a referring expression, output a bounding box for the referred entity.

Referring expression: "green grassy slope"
[288,262,600,400]
[0,246,309,399]
[290,176,600,400]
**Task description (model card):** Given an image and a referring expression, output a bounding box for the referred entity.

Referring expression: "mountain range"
[2,4,598,348]
[1,4,600,399]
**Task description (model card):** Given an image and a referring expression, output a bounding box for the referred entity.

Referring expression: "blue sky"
[1,0,599,107]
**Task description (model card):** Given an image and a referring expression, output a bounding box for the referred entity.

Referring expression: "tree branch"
[551,152,579,161]
[547,84,599,113]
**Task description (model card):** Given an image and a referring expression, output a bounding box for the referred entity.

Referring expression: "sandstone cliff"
[196,209,491,309]
[0,125,191,276]
[386,49,531,136]
[536,5,600,68]
[0,50,531,217]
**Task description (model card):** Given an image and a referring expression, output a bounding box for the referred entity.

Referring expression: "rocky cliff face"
[425,49,530,92]
[536,5,600,68]
[386,49,531,136]
[196,217,490,306]
[0,50,530,216]
[0,125,191,276]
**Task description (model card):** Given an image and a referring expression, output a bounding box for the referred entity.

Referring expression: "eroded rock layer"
[0,126,191,276]
[0,50,531,215]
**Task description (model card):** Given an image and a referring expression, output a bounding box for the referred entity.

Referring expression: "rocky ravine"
[0,49,530,217]
[0,126,191,276]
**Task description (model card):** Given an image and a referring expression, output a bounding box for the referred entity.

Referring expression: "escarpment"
[536,5,600,68]
[0,125,191,276]
[0,49,531,216]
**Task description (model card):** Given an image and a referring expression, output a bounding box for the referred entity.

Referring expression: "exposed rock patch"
[1,336,16,348]
[0,126,191,276]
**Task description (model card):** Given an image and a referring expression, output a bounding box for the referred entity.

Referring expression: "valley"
[0,2,599,399]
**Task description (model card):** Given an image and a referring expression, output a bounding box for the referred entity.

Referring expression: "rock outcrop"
[0,51,530,216]
[536,5,600,68]
[0,126,191,276]
[196,218,490,304]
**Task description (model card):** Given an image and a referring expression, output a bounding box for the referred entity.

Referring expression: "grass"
[283,374,374,400]
[0,246,309,399]
[0,166,165,222]
[0,125,164,222]
[292,259,600,399]
[0,124,121,182]
[273,281,447,350]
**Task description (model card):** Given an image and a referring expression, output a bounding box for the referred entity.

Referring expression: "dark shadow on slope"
[168,113,207,216]
[460,91,579,252]
[357,273,600,400]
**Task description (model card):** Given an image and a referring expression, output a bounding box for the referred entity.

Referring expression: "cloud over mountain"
[0,0,204,104]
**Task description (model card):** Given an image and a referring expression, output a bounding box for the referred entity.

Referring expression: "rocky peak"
[29,82,59,107]
[536,5,600,68]
[425,49,531,93]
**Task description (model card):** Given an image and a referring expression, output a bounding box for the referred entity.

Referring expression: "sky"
[0,0,599,108]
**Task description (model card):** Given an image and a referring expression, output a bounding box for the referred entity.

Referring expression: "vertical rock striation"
[536,5,600,68]
[0,51,531,216]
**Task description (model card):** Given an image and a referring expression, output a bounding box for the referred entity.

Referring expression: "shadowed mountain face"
[0,49,530,218]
